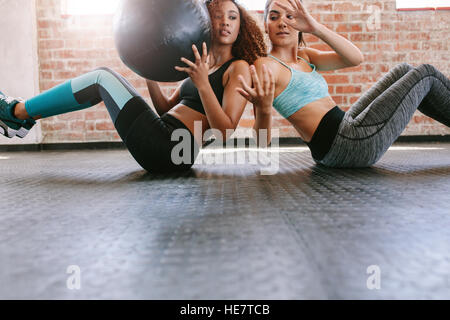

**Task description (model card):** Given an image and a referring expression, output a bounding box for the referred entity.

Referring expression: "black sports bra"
[179,58,237,115]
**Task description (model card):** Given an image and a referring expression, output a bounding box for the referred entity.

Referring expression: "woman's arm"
[175,43,252,142]
[237,60,275,147]
[146,80,181,116]
[198,60,252,141]
[303,24,364,71]
[253,105,272,147]
[276,0,364,71]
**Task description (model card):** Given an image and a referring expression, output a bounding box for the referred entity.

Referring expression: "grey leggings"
[318,63,450,167]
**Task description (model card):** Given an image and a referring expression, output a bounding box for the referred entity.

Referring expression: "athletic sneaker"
[0,91,28,138]
[16,118,36,138]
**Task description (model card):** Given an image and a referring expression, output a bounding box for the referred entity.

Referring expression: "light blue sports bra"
[269,54,330,118]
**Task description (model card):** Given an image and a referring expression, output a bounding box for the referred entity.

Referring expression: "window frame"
[61,0,265,16]
[396,0,450,11]
[61,0,120,16]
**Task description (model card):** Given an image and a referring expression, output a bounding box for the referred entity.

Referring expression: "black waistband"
[161,113,186,130]
[306,106,345,161]
[160,113,199,168]
[160,113,195,139]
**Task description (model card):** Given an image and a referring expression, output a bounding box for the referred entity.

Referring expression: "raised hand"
[175,42,210,89]
[236,64,275,112]
[274,0,319,34]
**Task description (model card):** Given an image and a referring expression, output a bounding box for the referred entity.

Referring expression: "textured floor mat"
[0,143,449,299]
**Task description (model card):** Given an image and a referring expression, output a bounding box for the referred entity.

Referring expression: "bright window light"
[238,0,265,11]
[63,0,265,15]
[63,0,120,15]
[396,0,450,9]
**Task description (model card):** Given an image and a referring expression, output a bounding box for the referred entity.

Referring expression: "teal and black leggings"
[310,63,450,167]
[25,68,198,173]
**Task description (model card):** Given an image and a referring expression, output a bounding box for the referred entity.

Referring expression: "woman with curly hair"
[238,0,450,167]
[0,0,266,173]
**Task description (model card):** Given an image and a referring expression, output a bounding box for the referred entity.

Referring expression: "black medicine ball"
[114,0,212,82]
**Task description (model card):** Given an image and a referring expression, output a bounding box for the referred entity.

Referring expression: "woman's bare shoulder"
[223,59,250,85]
[253,56,280,69]
[230,59,249,67]
[227,59,250,76]
[297,47,312,62]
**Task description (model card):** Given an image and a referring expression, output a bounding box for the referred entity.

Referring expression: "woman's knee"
[85,67,113,86]
[396,62,414,72]
[93,67,137,95]
[415,63,438,76]
[93,67,116,80]
[94,66,114,74]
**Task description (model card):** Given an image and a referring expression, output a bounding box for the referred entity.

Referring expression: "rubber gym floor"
[0,142,449,299]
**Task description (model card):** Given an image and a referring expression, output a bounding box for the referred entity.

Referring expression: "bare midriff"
[168,96,338,146]
[267,54,340,144]
[287,96,337,143]
[167,104,210,146]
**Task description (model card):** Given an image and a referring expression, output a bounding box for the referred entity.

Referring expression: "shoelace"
[0,94,24,104]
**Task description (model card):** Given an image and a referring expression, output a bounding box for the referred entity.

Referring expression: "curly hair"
[264,0,306,48]
[205,0,267,64]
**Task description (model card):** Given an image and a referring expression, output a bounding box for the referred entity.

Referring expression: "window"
[62,0,264,16]
[396,0,450,10]
[62,0,120,15]
[238,0,265,11]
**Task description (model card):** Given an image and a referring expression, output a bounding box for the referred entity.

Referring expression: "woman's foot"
[16,118,36,138]
[0,92,34,138]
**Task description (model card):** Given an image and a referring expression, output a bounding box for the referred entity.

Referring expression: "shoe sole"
[16,127,30,138]
[0,119,19,138]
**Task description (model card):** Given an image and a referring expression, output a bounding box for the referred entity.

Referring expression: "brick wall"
[36,0,450,143]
